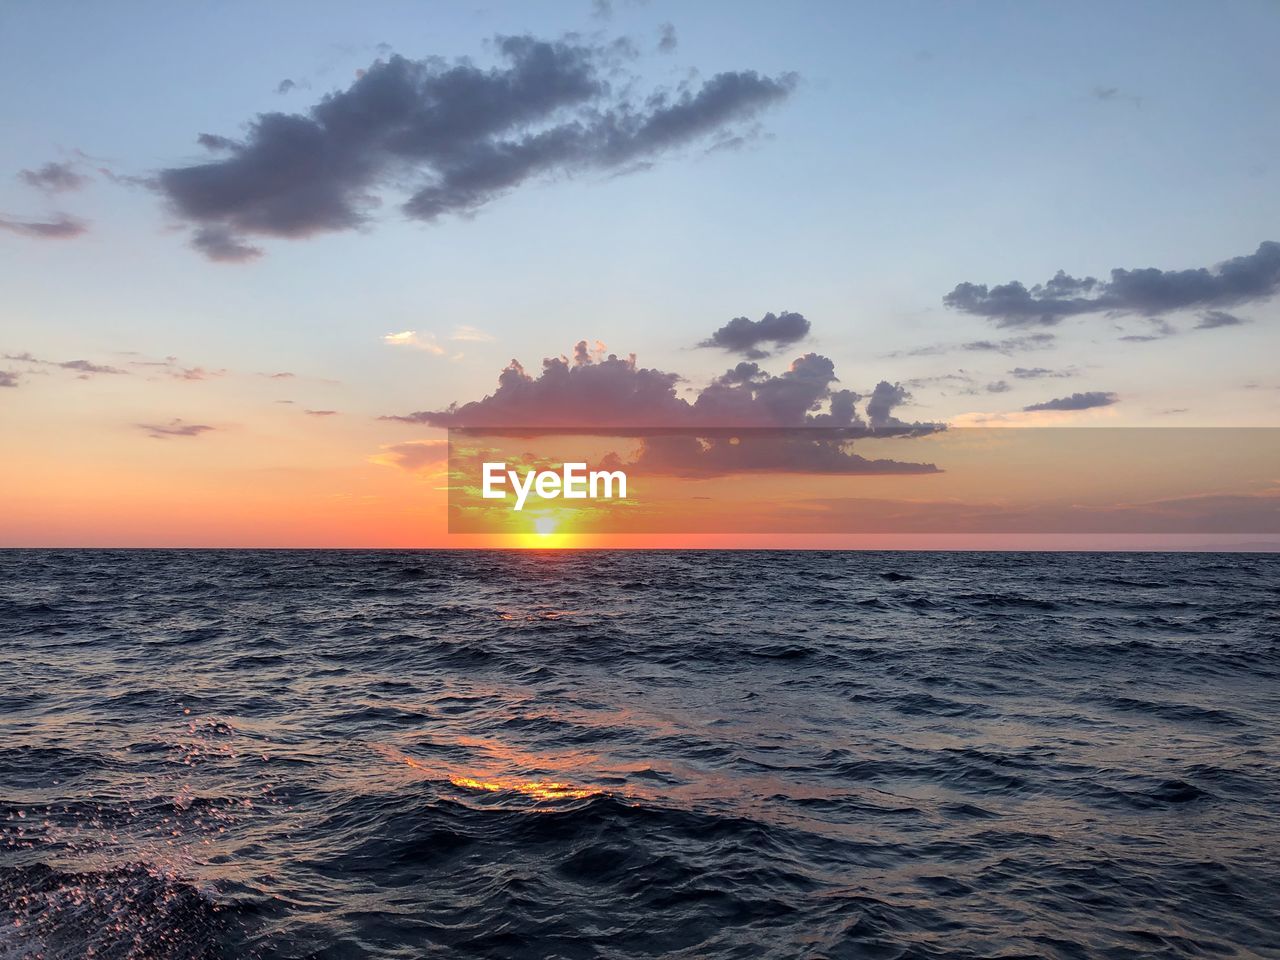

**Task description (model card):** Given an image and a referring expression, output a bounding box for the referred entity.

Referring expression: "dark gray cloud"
[986,380,1011,393]
[699,310,810,358]
[386,337,916,430]
[0,370,19,388]
[18,161,88,192]
[138,419,216,439]
[1196,310,1247,330]
[277,78,296,95]
[159,36,795,260]
[0,214,87,239]
[657,23,678,53]
[1023,391,1118,412]
[945,241,1280,327]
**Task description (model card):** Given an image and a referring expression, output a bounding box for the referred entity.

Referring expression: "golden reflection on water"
[378,746,602,802]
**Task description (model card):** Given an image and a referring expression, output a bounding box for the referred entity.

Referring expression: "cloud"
[1092,85,1142,108]
[192,226,262,263]
[384,330,445,354]
[304,409,339,416]
[1009,366,1073,379]
[277,78,296,95]
[371,439,449,472]
[4,352,127,377]
[657,23,678,53]
[128,356,224,380]
[0,370,19,388]
[450,324,495,342]
[0,214,87,239]
[1196,310,1248,330]
[893,332,1055,357]
[865,380,911,428]
[137,418,216,439]
[986,380,1011,393]
[610,432,939,478]
[699,310,811,358]
[1118,317,1177,342]
[385,336,926,432]
[157,36,794,260]
[1023,391,1118,412]
[18,161,88,193]
[944,241,1280,327]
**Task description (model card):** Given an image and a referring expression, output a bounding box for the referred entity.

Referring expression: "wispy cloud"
[4,352,127,377]
[0,214,87,239]
[369,439,450,473]
[383,331,445,354]
[137,418,216,439]
[450,325,495,343]
[18,161,89,193]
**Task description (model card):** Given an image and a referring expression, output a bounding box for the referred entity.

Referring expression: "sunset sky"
[2,0,1278,547]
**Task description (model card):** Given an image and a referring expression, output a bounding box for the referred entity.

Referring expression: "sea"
[1,550,1278,959]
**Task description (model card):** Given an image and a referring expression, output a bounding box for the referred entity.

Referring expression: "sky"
[1,0,1278,547]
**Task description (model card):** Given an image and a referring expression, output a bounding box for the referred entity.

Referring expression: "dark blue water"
[2,550,1278,959]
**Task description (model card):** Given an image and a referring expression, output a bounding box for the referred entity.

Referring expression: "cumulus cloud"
[413,327,942,477]
[0,370,19,388]
[865,380,911,428]
[18,161,88,192]
[158,35,795,260]
[657,23,678,53]
[386,335,928,433]
[137,419,216,439]
[700,310,811,359]
[0,214,87,239]
[1023,391,1118,412]
[945,241,1280,327]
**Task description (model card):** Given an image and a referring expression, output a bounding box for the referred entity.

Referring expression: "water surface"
[2,550,1278,958]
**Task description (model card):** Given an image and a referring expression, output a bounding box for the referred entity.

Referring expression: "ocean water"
[2,550,1278,960]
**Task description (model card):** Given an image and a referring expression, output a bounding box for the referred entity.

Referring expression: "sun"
[533,515,559,536]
